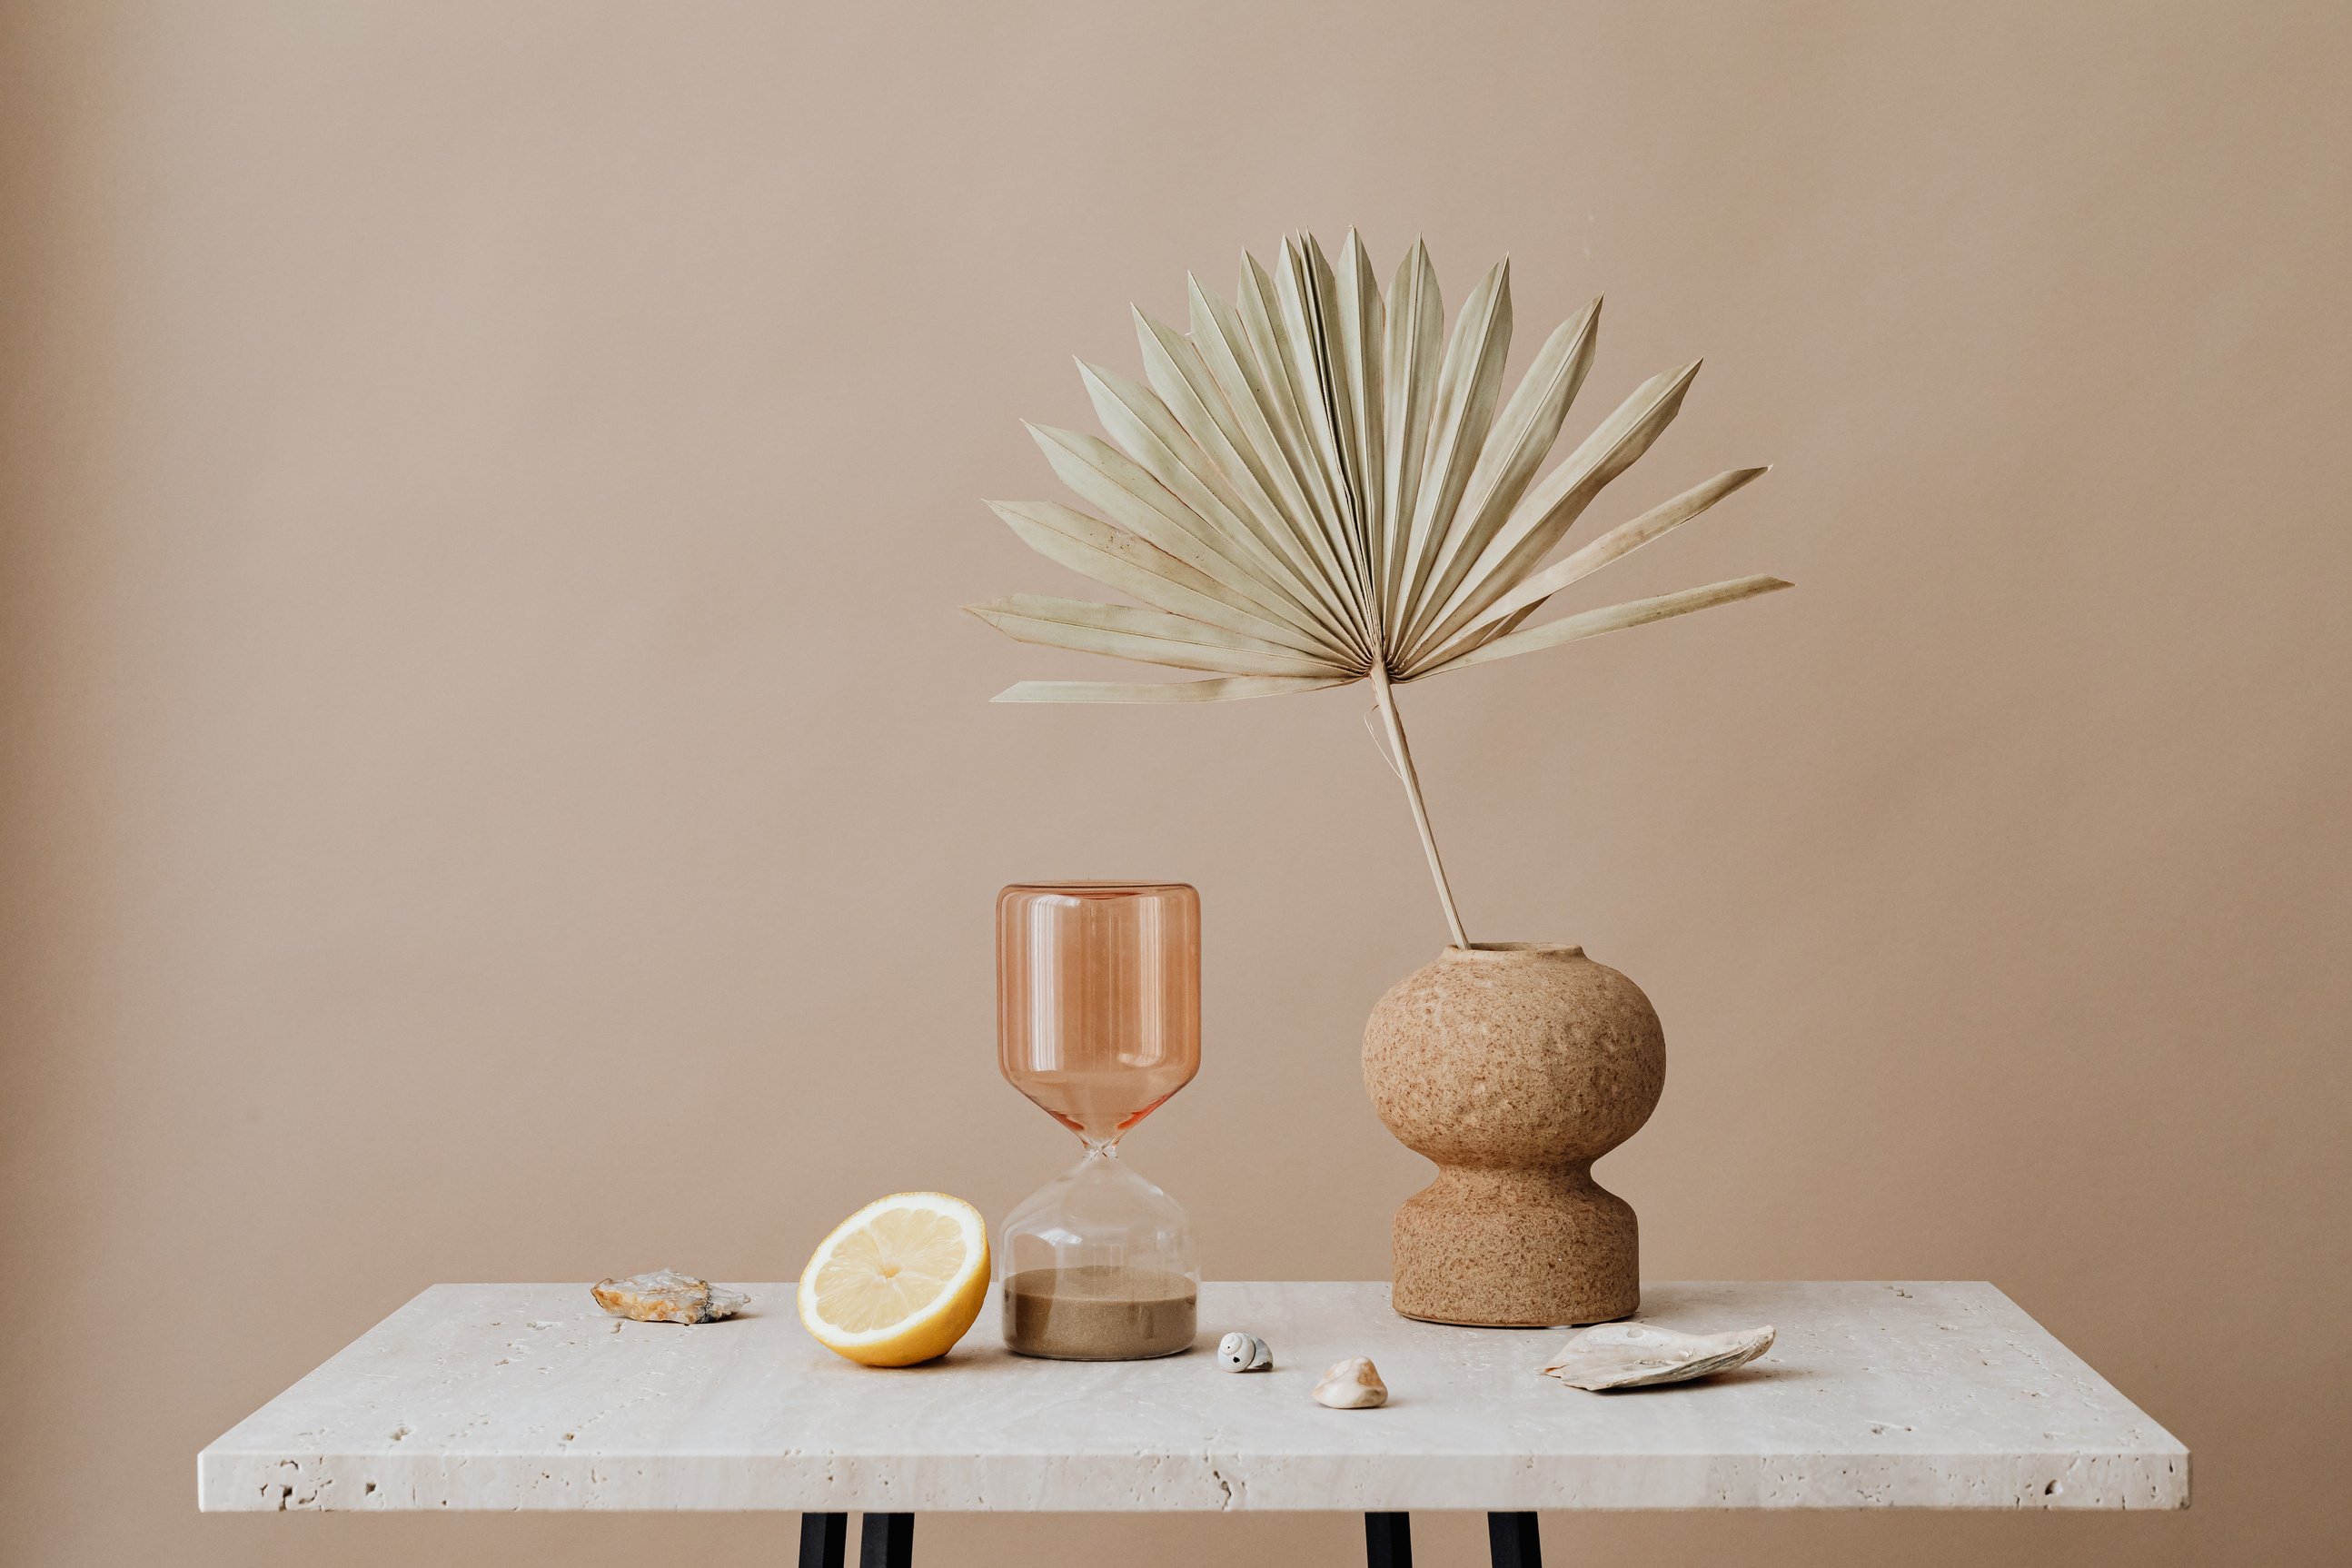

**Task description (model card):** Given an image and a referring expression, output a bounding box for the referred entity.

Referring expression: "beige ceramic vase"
[1362,943,1666,1327]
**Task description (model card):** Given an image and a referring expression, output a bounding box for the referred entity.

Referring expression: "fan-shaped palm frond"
[968,232,1791,946]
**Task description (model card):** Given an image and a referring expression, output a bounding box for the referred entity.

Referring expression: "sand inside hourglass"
[1002,1263,1197,1360]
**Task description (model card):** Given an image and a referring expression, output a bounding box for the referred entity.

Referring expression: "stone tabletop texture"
[199,1280,2187,1514]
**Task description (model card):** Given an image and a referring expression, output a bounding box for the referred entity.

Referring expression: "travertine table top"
[199,1280,2187,1513]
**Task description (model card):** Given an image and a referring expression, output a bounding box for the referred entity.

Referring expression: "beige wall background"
[4,2,2347,1563]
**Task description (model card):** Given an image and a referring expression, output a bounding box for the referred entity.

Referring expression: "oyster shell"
[1312,1355,1388,1408]
[1541,1321,1773,1391]
[590,1269,749,1325]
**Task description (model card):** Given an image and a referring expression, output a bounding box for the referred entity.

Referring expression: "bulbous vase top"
[1364,944,1665,1164]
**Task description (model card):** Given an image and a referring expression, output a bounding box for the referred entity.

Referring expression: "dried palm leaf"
[968,232,1791,946]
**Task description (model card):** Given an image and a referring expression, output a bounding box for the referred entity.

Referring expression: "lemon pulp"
[812,1206,963,1330]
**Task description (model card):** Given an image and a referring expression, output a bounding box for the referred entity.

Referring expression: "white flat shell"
[1541,1321,1774,1391]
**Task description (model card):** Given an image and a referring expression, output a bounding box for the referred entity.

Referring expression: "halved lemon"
[798,1192,990,1366]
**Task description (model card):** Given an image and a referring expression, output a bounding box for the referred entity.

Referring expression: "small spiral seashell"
[1216,1331,1273,1372]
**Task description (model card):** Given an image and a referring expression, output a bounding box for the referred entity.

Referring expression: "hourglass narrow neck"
[1010,1079,1189,1148]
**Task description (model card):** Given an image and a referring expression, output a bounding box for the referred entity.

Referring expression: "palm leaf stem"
[1370,663,1470,948]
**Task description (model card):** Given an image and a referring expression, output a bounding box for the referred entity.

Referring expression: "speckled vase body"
[1363,944,1665,1327]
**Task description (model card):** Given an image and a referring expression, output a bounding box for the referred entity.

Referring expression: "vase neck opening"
[1444,942,1586,961]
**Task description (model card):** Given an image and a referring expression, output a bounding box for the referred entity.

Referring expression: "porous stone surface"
[1363,945,1666,1326]
[199,1281,2186,1513]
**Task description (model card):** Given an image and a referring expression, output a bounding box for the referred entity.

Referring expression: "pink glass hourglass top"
[997,881,1200,1145]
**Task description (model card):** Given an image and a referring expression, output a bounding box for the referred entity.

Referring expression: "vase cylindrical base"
[1387,1164,1638,1326]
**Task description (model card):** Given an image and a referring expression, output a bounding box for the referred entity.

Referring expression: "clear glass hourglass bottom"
[999,1146,1197,1361]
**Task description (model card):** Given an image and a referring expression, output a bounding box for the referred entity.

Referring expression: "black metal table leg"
[798,1512,848,1568]
[1488,1511,1542,1568]
[859,1512,915,1568]
[1365,1510,1413,1568]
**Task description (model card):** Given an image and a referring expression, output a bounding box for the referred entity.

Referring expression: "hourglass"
[997,881,1201,1360]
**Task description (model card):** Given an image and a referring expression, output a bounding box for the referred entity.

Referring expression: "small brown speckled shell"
[1363,944,1665,1327]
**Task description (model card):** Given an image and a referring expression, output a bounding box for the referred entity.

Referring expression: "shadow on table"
[1583,1364,1814,1394]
